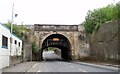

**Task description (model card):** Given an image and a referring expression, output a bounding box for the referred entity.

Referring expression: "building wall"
[0,23,10,69]
[10,34,23,65]
[11,34,22,56]
[0,23,22,69]
[0,55,2,69]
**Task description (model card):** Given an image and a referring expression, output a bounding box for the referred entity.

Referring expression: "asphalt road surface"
[2,51,118,73]
[27,51,117,72]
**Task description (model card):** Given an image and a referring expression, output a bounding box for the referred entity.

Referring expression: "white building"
[0,22,22,69]
[11,34,22,56]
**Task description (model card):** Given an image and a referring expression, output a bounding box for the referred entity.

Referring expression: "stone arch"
[40,32,72,48]
[40,33,72,60]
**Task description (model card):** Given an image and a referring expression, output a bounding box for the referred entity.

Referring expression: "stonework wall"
[78,32,90,59]
[88,20,119,63]
[25,24,87,61]
[23,42,32,62]
[54,48,61,57]
[10,56,23,65]
[77,24,90,60]
[22,32,33,62]
[34,31,79,60]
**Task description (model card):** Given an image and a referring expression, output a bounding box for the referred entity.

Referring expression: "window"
[19,42,20,47]
[15,40,17,44]
[2,35,8,48]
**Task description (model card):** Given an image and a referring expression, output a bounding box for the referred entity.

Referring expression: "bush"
[4,21,30,38]
[32,42,39,53]
[83,2,120,33]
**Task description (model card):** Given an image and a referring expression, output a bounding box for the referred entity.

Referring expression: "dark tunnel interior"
[41,34,72,60]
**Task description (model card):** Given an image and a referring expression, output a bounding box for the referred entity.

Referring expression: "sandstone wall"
[34,31,79,60]
[54,48,61,57]
[78,33,90,59]
[77,28,90,61]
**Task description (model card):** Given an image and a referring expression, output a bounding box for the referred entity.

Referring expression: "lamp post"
[10,1,18,65]
[10,2,14,36]
[9,2,14,66]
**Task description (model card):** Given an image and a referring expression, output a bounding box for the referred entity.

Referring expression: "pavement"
[0,69,2,74]
[2,62,36,72]
[74,62,119,71]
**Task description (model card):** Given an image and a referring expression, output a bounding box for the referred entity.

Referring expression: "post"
[11,3,14,34]
[9,2,14,66]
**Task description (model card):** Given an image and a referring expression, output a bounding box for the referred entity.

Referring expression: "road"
[2,51,118,72]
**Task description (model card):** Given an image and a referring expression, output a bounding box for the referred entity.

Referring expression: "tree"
[83,2,120,33]
[4,21,30,38]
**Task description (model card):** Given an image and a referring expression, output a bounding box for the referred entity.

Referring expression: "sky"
[0,0,119,25]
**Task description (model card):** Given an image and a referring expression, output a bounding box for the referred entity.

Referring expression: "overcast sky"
[0,0,119,25]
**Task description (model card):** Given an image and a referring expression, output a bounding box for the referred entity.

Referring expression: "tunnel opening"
[41,34,72,61]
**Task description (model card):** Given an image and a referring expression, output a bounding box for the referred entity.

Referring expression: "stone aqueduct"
[30,24,80,60]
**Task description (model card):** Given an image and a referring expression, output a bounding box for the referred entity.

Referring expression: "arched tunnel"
[41,34,72,61]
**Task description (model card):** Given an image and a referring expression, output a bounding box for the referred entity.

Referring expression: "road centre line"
[37,70,41,72]
[78,69,87,72]
[69,65,74,68]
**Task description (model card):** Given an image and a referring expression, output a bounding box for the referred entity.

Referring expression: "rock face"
[88,20,119,63]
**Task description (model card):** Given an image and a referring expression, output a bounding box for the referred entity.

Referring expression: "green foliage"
[43,47,56,51]
[116,2,120,18]
[32,42,39,53]
[4,21,30,38]
[83,2,120,33]
[48,47,56,51]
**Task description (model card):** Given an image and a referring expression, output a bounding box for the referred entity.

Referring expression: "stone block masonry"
[88,20,119,63]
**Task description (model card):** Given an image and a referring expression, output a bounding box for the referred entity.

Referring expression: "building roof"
[0,22,22,40]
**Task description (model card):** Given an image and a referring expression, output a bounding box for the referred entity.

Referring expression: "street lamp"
[10,2,18,47]
[10,1,18,65]
[10,2,14,35]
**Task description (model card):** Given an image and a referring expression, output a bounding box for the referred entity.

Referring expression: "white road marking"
[78,69,87,72]
[65,63,71,65]
[69,65,74,68]
[32,63,38,69]
[37,70,41,72]
[58,62,62,64]
[83,70,87,72]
